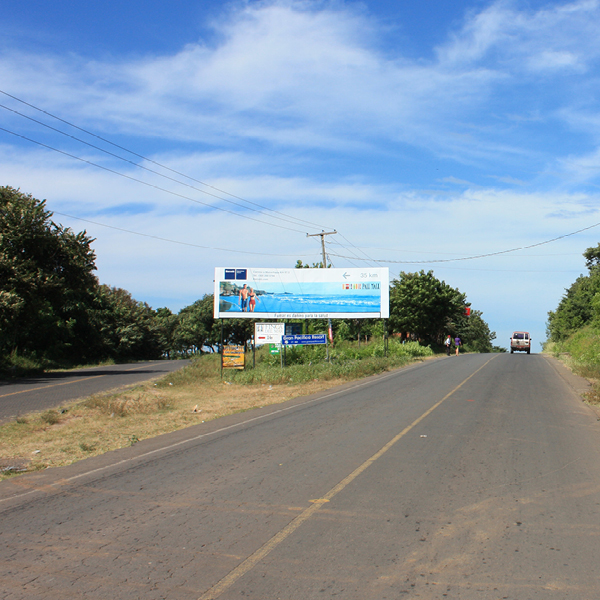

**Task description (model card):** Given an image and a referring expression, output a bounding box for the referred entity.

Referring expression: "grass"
[0,351,118,379]
[544,325,600,404]
[0,341,434,480]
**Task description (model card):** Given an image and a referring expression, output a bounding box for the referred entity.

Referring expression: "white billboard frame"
[214,267,389,319]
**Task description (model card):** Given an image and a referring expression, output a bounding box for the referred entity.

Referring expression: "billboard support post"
[283,320,286,367]
[384,319,389,357]
[220,319,224,378]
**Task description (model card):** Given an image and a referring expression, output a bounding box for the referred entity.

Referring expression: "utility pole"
[307,230,337,363]
[306,230,337,268]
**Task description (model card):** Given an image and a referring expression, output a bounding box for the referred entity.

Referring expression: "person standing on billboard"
[239,284,249,311]
[248,288,257,312]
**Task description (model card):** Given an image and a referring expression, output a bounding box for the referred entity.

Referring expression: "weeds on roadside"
[81,391,174,417]
[40,410,60,425]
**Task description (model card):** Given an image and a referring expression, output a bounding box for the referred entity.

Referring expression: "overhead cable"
[329,220,600,264]
[0,89,332,231]
[0,126,310,234]
[52,211,320,257]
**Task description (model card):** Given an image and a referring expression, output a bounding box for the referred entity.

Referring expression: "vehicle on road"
[510,331,531,354]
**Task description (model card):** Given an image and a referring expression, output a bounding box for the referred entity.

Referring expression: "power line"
[0,89,332,231]
[0,126,312,234]
[3,89,592,272]
[0,102,327,232]
[52,210,320,258]
[329,220,600,264]
[333,232,381,268]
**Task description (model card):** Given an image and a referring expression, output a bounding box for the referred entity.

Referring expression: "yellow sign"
[222,345,245,369]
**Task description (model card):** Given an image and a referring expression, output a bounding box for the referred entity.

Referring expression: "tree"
[91,285,164,361]
[583,243,600,270]
[388,271,467,344]
[154,307,179,359]
[0,186,99,362]
[545,243,600,342]
[458,309,497,352]
[174,295,220,355]
[547,271,600,341]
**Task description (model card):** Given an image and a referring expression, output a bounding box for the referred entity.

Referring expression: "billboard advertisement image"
[214,267,389,319]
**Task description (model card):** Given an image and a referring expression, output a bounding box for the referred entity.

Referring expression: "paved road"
[0,360,190,422]
[1,353,599,599]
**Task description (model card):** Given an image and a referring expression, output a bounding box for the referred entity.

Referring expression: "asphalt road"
[1,353,600,599]
[0,360,190,422]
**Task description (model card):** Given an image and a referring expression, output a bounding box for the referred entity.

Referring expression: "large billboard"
[214,267,389,319]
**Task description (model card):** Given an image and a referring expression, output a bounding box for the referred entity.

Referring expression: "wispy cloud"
[3,0,600,348]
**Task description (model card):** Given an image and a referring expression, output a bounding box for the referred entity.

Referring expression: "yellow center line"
[199,355,498,600]
[0,363,161,398]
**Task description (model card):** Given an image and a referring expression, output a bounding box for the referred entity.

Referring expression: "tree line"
[1,186,498,374]
[546,243,600,342]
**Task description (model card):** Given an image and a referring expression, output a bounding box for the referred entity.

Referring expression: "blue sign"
[282,334,327,346]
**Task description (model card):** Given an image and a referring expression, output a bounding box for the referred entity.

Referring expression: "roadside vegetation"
[0,341,433,480]
[1,185,499,378]
[545,242,600,404]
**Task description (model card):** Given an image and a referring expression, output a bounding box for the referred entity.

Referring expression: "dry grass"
[0,370,345,480]
[0,347,434,480]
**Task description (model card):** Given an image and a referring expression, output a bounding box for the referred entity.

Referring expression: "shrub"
[40,410,60,425]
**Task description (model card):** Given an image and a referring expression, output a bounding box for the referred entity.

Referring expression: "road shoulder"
[542,354,599,416]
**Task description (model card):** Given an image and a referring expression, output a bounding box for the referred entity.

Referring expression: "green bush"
[551,324,600,379]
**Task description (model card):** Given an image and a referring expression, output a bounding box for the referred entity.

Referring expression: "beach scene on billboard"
[214,268,389,319]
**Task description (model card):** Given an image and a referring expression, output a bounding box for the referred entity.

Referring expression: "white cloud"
[438,0,599,73]
[3,0,600,349]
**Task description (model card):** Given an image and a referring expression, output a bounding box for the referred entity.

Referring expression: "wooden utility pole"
[306,230,337,268]
[307,230,337,362]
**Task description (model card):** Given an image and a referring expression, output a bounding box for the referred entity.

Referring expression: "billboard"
[214,267,389,319]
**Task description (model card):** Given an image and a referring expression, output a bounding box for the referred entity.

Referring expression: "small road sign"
[282,334,327,346]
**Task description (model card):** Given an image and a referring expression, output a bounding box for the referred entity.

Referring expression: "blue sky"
[3,0,600,350]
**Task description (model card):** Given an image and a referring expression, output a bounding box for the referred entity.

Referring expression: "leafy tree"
[0,186,98,362]
[458,309,497,353]
[175,295,220,355]
[546,244,600,342]
[295,259,328,269]
[388,271,467,344]
[547,271,600,341]
[583,243,600,270]
[154,307,179,359]
[92,285,164,361]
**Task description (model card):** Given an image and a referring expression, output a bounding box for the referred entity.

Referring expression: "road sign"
[255,322,285,346]
[222,345,245,369]
[282,334,327,346]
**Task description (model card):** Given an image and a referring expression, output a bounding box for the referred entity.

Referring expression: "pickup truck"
[510,331,531,354]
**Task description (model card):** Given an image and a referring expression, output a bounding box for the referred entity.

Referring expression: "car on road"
[510,331,531,354]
